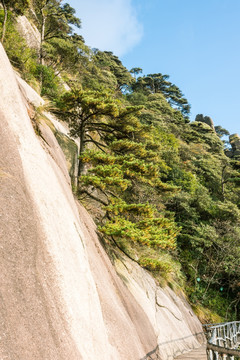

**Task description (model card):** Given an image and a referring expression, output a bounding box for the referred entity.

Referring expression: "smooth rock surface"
[115,258,205,360]
[174,345,207,359]
[16,15,41,51]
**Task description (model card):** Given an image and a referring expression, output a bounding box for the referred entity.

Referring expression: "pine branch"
[85,135,107,152]
[79,189,108,206]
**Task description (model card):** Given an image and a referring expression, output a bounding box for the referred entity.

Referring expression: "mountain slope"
[0,43,204,360]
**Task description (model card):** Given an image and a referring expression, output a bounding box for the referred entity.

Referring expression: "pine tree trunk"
[77,123,85,189]
[1,0,8,44]
[39,8,46,90]
[221,179,225,201]
[221,165,227,201]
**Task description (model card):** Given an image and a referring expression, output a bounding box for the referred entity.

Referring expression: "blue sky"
[68,0,240,135]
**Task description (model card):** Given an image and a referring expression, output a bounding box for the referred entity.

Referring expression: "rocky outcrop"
[0,43,205,359]
[228,133,240,159]
[195,114,215,130]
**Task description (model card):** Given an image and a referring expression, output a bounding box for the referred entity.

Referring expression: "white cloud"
[73,0,143,56]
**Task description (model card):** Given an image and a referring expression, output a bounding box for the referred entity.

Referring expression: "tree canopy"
[132,73,191,118]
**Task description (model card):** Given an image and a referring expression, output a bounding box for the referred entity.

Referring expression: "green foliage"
[130,67,142,80]
[43,36,90,75]
[93,50,134,92]
[139,257,172,272]
[34,64,64,99]
[1,0,29,15]
[185,121,224,153]
[215,125,230,138]
[132,73,191,118]
[79,119,179,270]
[0,12,38,77]
[32,0,81,40]
[168,166,198,193]
[99,214,178,251]
[59,88,121,130]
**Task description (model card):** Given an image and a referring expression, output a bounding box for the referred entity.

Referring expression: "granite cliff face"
[16,15,41,51]
[0,43,205,359]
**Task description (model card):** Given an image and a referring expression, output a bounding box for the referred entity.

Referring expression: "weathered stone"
[195,114,215,130]
[229,133,240,151]
[228,133,240,159]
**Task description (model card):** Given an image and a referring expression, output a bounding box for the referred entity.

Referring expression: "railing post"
[205,321,240,360]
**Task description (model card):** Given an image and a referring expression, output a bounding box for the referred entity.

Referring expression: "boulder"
[195,114,215,130]
[229,133,240,158]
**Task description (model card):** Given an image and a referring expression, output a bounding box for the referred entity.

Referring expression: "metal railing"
[204,322,240,359]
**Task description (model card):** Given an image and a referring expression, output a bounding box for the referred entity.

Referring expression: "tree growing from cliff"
[58,88,143,184]
[32,0,81,89]
[78,139,178,266]
[59,86,180,266]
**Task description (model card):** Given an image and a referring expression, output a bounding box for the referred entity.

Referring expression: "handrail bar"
[207,343,240,357]
[203,321,240,329]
